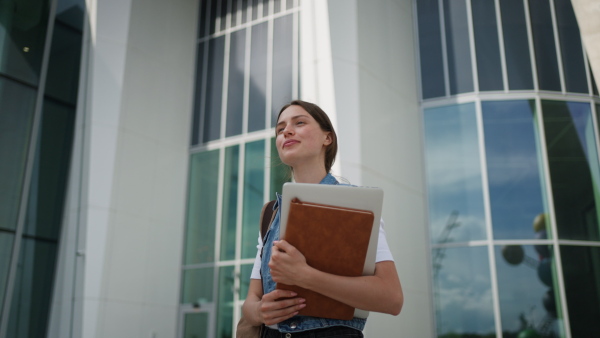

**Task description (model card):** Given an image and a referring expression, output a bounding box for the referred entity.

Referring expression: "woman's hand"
[257,289,306,326]
[268,240,311,286]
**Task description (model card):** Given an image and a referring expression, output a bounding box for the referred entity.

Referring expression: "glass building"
[0,0,599,337]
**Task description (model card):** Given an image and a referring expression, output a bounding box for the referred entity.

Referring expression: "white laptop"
[280,182,384,318]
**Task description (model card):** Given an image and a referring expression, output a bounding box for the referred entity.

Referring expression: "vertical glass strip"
[528,0,561,91]
[183,312,209,337]
[543,100,600,241]
[271,14,294,126]
[226,29,246,138]
[471,0,503,91]
[270,137,289,200]
[443,0,474,94]
[248,22,268,132]
[203,36,225,143]
[274,0,282,14]
[554,0,588,94]
[241,0,249,24]
[181,266,214,304]
[198,0,208,38]
[241,140,265,259]
[185,150,220,264]
[192,42,205,146]
[216,265,234,338]
[0,79,36,231]
[424,103,486,243]
[230,0,239,28]
[220,146,239,261]
[209,0,219,35]
[559,245,600,336]
[482,100,548,240]
[220,0,229,31]
[0,233,14,321]
[499,0,534,90]
[239,263,253,300]
[252,0,260,21]
[416,0,446,99]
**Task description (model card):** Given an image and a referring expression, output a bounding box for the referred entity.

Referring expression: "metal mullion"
[494,0,509,92]
[548,0,566,94]
[0,0,58,335]
[523,0,539,92]
[533,97,572,338]
[475,99,503,337]
[438,0,450,97]
[466,0,479,93]
[232,140,246,329]
[197,31,210,145]
[209,146,226,338]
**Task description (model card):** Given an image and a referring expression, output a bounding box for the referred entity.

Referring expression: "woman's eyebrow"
[276,115,308,127]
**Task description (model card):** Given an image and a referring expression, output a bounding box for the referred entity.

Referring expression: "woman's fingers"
[259,290,306,325]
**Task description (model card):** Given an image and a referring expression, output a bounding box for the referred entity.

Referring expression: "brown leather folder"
[275,198,374,320]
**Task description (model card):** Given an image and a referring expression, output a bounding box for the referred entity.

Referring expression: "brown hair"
[276,100,338,173]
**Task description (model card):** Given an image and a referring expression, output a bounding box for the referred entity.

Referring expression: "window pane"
[226,29,246,137]
[252,0,260,21]
[543,100,600,241]
[0,232,14,320]
[443,0,474,94]
[0,78,37,231]
[496,245,564,336]
[198,0,208,38]
[221,146,239,261]
[24,101,75,240]
[273,0,281,14]
[271,14,293,126]
[416,0,446,99]
[472,0,502,91]
[230,0,239,28]
[263,0,269,17]
[0,0,50,85]
[270,137,289,201]
[424,103,486,243]
[248,22,268,132]
[242,140,265,259]
[220,0,228,31]
[239,263,253,300]
[482,100,549,240]
[554,0,588,94]
[184,312,209,338]
[217,265,234,338]
[286,0,294,10]
[560,245,600,336]
[500,0,534,90]
[185,150,220,264]
[433,246,494,336]
[209,0,218,35]
[529,0,561,91]
[7,238,57,338]
[192,42,206,146]
[203,36,225,143]
[181,267,214,304]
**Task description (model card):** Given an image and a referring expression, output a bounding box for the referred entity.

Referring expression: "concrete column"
[571,0,600,90]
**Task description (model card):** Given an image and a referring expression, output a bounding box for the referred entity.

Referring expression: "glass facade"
[418,0,600,337]
[0,0,84,336]
[181,0,297,336]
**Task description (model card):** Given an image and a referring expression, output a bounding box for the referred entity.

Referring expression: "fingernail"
[290,292,297,296]
[299,304,306,308]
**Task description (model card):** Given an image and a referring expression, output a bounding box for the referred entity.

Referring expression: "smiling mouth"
[283,140,299,148]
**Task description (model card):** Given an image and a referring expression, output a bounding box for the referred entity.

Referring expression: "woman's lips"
[283,139,299,148]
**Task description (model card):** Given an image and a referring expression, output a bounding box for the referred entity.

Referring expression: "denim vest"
[260,173,367,333]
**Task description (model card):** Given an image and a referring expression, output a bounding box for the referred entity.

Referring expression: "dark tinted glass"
[242,0,249,24]
[270,137,289,200]
[0,232,14,320]
[217,266,234,338]
[543,100,600,241]
[500,0,534,90]
[482,100,549,240]
[7,239,57,338]
[220,0,228,31]
[554,0,588,94]
[242,140,265,259]
[263,0,270,17]
[0,0,50,85]
[192,42,206,146]
[252,0,260,20]
[417,0,446,99]
[248,22,268,132]
[239,263,253,300]
[444,0,474,94]
[181,267,214,304]
[203,36,225,143]
[271,14,294,126]
[592,70,599,96]
[529,0,561,91]
[560,245,600,336]
[433,246,494,336]
[226,29,246,137]
[230,0,239,28]
[209,0,218,34]
[0,78,37,231]
[472,0,503,91]
[198,0,209,38]
[496,245,564,336]
[24,101,75,240]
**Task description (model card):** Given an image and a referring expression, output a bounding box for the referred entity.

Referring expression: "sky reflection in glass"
[482,100,549,240]
[424,103,486,244]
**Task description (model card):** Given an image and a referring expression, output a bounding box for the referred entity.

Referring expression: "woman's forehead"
[278,105,311,122]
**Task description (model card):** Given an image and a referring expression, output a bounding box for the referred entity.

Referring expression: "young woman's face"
[275,105,332,169]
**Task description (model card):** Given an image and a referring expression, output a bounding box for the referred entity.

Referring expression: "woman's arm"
[241,279,307,326]
[269,240,403,315]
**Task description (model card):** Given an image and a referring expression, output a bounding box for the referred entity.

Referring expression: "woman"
[241,100,403,337]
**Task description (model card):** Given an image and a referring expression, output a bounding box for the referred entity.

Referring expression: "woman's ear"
[323,132,333,146]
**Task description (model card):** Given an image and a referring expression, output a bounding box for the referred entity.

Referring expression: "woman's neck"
[292,166,328,184]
